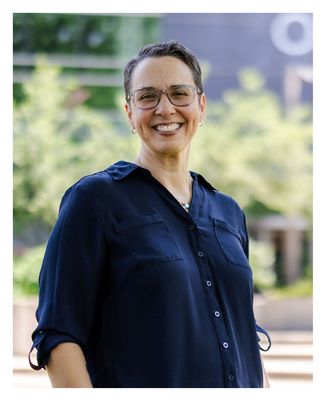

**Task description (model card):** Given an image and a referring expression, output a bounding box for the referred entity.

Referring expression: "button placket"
[190,218,236,386]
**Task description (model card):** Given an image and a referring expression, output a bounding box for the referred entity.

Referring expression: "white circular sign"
[270,14,312,56]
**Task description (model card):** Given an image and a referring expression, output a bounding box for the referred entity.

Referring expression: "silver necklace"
[179,201,191,210]
[135,157,192,211]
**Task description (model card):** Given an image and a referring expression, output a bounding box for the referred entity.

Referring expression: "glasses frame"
[126,84,202,110]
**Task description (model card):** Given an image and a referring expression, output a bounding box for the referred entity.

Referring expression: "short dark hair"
[124,40,203,101]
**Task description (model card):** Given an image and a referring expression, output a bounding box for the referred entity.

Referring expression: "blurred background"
[13,13,313,387]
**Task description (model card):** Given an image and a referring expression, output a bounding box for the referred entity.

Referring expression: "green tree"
[190,69,312,219]
[14,57,138,233]
[13,14,161,109]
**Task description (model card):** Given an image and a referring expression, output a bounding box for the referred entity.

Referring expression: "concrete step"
[268,377,312,387]
[260,331,313,381]
[265,330,313,344]
[262,357,312,380]
[262,343,312,360]
[14,354,44,373]
[13,371,50,388]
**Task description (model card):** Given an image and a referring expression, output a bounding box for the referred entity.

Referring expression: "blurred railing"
[13,52,126,86]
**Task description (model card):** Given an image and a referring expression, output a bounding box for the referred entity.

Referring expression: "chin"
[154,142,188,156]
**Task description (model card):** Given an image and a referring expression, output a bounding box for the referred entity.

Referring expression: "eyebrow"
[134,84,191,92]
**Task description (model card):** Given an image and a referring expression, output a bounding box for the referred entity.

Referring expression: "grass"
[263,277,313,299]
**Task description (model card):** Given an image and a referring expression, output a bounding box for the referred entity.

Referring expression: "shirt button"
[206,280,212,287]
[198,251,204,257]
[228,375,235,382]
[214,311,221,317]
[189,224,195,231]
[223,342,229,349]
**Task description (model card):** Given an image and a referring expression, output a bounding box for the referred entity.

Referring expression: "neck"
[135,148,193,207]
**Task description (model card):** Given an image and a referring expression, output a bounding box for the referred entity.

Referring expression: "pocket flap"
[213,218,242,243]
[115,213,162,232]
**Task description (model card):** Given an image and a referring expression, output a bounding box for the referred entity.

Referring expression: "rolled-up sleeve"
[29,183,107,370]
[255,323,272,352]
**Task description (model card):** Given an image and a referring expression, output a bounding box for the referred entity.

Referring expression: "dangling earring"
[131,124,137,134]
[199,120,203,127]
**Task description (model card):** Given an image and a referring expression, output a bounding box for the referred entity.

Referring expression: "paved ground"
[13,330,312,388]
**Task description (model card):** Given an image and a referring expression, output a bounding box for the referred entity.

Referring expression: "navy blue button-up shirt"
[30,160,270,388]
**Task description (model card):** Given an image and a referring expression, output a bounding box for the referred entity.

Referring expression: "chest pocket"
[213,218,251,269]
[115,213,182,266]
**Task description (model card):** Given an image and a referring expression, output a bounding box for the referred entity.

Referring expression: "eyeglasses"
[127,84,202,110]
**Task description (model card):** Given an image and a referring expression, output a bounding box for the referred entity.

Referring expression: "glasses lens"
[168,86,195,106]
[134,90,159,109]
[133,86,197,109]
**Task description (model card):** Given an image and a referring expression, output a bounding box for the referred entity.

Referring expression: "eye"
[174,91,187,96]
[171,89,191,98]
[138,92,158,101]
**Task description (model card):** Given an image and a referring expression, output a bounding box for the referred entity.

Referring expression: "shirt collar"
[106,160,218,192]
[106,160,139,180]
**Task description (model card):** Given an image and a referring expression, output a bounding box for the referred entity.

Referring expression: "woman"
[29,41,271,388]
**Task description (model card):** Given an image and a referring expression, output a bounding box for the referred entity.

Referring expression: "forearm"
[46,342,93,388]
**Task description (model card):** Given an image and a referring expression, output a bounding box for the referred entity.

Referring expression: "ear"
[199,93,207,122]
[125,101,137,133]
[124,101,133,123]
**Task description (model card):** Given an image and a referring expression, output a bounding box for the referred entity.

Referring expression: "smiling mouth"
[153,123,183,132]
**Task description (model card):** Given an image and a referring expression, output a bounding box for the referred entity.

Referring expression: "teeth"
[155,123,181,132]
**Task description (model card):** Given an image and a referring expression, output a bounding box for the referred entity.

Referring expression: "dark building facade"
[162,13,312,108]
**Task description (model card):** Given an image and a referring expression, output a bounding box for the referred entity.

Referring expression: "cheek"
[132,112,148,130]
[136,116,155,137]
[187,107,201,125]
[139,117,152,132]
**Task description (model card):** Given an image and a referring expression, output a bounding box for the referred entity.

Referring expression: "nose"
[154,92,176,116]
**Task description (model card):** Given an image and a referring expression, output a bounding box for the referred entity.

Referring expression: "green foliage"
[190,68,312,218]
[249,238,276,289]
[13,244,45,297]
[13,14,161,109]
[14,58,138,230]
[84,86,120,109]
[13,14,160,55]
[265,276,313,298]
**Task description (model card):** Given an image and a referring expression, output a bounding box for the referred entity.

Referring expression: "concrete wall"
[254,295,312,331]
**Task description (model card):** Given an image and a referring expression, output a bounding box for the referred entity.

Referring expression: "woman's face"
[125,56,206,157]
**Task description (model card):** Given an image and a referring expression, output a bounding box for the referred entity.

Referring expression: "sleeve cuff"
[29,330,82,371]
[255,323,272,352]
